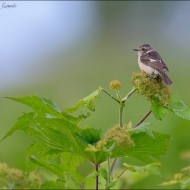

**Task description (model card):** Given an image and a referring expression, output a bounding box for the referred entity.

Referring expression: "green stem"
[119,103,125,128]
[116,90,122,100]
[103,87,136,189]
[109,89,135,183]
[110,158,117,175]
[107,154,111,190]
[102,88,120,103]
[117,168,127,179]
[95,164,99,190]
[122,87,136,103]
[133,110,152,128]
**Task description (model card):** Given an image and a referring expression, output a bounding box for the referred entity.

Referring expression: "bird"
[133,44,173,85]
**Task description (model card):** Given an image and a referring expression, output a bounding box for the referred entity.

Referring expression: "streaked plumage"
[133,44,173,85]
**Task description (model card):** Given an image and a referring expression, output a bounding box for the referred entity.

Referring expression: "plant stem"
[116,90,122,100]
[95,164,99,190]
[133,110,152,128]
[119,103,125,128]
[109,89,136,183]
[110,158,117,175]
[102,88,120,103]
[122,88,136,103]
[107,155,111,190]
[117,168,127,179]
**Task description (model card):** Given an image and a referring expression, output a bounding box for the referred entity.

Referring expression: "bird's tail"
[160,72,173,85]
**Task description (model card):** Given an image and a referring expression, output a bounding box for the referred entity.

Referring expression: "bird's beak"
[133,48,139,51]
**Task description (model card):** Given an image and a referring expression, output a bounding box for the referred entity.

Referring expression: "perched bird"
[133,44,173,85]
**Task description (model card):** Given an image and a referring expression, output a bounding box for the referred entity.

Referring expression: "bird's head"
[133,44,153,54]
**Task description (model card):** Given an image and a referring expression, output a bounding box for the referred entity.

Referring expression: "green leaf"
[112,131,170,163]
[2,112,83,154]
[84,148,107,164]
[1,112,35,141]
[168,94,190,120]
[84,131,170,165]
[26,143,84,185]
[76,127,101,145]
[64,88,102,118]
[64,172,81,189]
[29,156,64,178]
[100,167,108,180]
[6,96,61,115]
[123,162,161,176]
[107,180,117,188]
[130,123,155,139]
[151,100,168,120]
[6,96,80,124]
[40,181,65,189]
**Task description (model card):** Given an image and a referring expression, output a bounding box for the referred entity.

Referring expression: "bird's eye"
[141,47,146,51]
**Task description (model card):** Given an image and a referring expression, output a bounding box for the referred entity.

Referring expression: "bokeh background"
[0,1,190,188]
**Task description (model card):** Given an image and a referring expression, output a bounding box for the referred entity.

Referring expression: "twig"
[117,168,127,179]
[102,88,120,103]
[119,104,125,128]
[133,110,152,128]
[110,158,117,175]
[116,90,122,100]
[95,164,99,190]
[122,88,136,103]
[107,155,111,190]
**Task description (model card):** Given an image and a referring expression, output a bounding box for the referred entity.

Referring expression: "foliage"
[1,72,190,189]
[132,71,190,121]
[132,71,171,106]
[161,166,190,189]
[0,162,41,189]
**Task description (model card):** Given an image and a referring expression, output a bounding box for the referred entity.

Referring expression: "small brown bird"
[133,44,173,85]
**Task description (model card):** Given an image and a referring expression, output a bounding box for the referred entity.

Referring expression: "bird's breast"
[138,57,156,75]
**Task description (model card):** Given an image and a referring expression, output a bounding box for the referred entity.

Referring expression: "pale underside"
[138,54,159,75]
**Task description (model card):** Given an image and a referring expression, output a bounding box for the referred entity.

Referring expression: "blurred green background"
[0,1,190,188]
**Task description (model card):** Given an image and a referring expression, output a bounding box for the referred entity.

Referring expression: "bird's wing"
[140,51,169,72]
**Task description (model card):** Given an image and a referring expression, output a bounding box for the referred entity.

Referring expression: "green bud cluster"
[132,71,172,106]
[109,80,122,90]
[103,124,134,147]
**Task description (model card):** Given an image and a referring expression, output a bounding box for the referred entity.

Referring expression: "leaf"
[40,181,65,189]
[84,131,170,165]
[2,112,83,154]
[130,123,155,139]
[112,131,170,163]
[29,156,64,178]
[84,148,107,164]
[64,172,81,190]
[6,96,61,115]
[6,96,80,124]
[160,180,178,186]
[76,127,101,145]
[123,162,161,176]
[107,180,117,188]
[64,88,102,118]
[168,94,190,120]
[151,100,168,120]
[26,144,84,184]
[26,144,84,185]
[161,165,190,189]
[100,167,108,180]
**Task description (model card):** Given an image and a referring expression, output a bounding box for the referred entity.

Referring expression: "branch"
[95,164,99,190]
[110,158,117,175]
[133,110,152,128]
[102,88,120,103]
[122,88,136,103]
[117,168,127,179]
[107,155,111,190]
